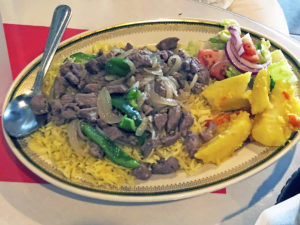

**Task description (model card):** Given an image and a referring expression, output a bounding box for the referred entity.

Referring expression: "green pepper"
[105,58,131,77]
[270,75,276,91]
[70,52,97,63]
[126,88,141,109]
[81,122,140,169]
[137,133,146,146]
[111,95,142,126]
[119,115,136,132]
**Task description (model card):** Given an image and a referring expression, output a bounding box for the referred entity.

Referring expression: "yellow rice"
[28,42,214,187]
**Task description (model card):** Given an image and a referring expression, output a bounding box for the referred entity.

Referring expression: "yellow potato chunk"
[252,80,300,146]
[195,111,252,165]
[249,69,270,114]
[202,72,251,111]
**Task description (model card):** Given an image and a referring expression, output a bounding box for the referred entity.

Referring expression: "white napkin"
[255,194,300,225]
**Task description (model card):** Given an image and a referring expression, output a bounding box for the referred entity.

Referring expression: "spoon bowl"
[2,5,71,138]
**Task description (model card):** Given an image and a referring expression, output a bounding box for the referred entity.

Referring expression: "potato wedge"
[252,80,300,146]
[195,111,252,165]
[202,72,251,111]
[249,69,270,114]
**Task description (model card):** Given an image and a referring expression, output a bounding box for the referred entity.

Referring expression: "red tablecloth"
[0,23,226,193]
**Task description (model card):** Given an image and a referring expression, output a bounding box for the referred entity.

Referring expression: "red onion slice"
[228,26,244,56]
[225,30,271,75]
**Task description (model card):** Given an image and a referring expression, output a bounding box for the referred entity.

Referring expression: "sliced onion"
[97,87,123,124]
[144,66,163,76]
[67,120,86,156]
[108,77,127,85]
[225,41,248,73]
[124,58,136,74]
[189,73,198,90]
[127,75,136,87]
[225,41,271,75]
[136,117,148,136]
[228,26,244,56]
[146,83,178,109]
[137,92,147,109]
[111,47,124,57]
[74,120,88,141]
[168,76,179,88]
[160,76,178,98]
[131,81,140,89]
[139,75,155,87]
[150,54,161,68]
[226,26,271,75]
[167,55,182,75]
[145,115,156,139]
[118,48,134,58]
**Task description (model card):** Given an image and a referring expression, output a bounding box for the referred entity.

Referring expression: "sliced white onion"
[137,92,147,109]
[167,55,182,75]
[67,120,86,156]
[168,76,179,89]
[136,117,148,136]
[131,81,140,89]
[74,120,88,141]
[189,73,198,90]
[124,58,136,74]
[111,47,124,56]
[118,48,134,58]
[146,83,178,109]
[139,75,155,87]
[160,76,178,98]
[144,66,164,76]
[97,87,123,124]
[108,77,127,85]
[127,75,136,87]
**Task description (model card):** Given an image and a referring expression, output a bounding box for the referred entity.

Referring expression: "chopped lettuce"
[226,63,241,78]
[209,19,240,50]
[271,49,287,63]
[256,39,271,64]
[184,40,205,56]
[267,60,298,84]
[220,19,240,30]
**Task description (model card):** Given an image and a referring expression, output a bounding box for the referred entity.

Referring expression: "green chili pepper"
[270,75,276,91]
[81,122,140,169]
[126,88,141,100]
[119,115,136,132]
[105,58,131,77]
[70,52,97,63]
[111,95,142,126]
[137,133,146,146]
[126,88,141,109]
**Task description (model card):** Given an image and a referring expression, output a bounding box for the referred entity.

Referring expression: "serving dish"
[2,19,300,202]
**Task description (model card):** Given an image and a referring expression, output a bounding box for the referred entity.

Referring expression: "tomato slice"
[198,49,225,69]
[210,60,228,80]
[243,42,256,56]
[241,36,259,63]
[241,53,260,63]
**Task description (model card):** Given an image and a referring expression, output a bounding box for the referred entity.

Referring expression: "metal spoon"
[3,5,71,138]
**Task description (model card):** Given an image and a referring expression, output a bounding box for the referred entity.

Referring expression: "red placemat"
[1,24,86,183]
[0,23,226,194]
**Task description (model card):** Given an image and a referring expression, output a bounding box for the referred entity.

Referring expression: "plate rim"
[2,18,300,203]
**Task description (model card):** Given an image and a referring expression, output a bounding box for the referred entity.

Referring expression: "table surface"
[0,1,300,224]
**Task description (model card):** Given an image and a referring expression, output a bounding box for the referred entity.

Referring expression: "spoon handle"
[32,5,72,95]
